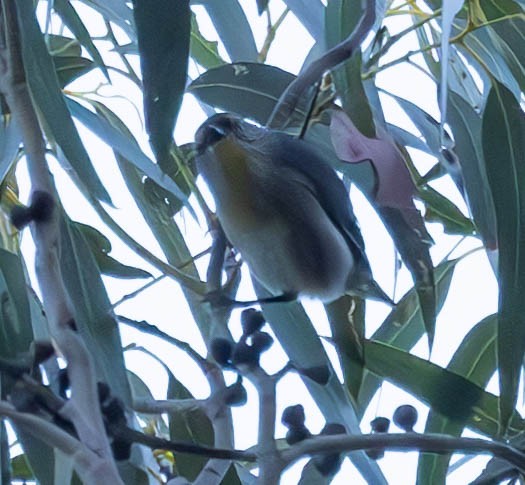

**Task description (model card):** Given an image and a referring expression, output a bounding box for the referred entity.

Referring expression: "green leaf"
[198,0,258,61]
[463,27,521,101]
[167,375,214,480]
[325,296,366,401]
[482,81,525,432]
[418,186,475,236]
[66,98,191,208]
[256,0,270,15]
[188,62,300,125]
[416,314,497,484]
[190,12,224,69]
[59,215,131,403]
[480,0,525,93]
[16,0,112,204]
[0,116,21,184]
[52,0,109,79]
[254,282,387,484]
[364,340,525,438]
[132,0,190,161]
[52,56,95,87]
[75,222,151,279]
[77,0,135,40]
[283,0,325,41]
[378,204,436,349]
[447,92,497,249]
[358,257,460,415]
[10,454,33,481]
[325,0,375,137]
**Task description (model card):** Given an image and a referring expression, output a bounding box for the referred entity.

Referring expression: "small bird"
[195,113,392,305]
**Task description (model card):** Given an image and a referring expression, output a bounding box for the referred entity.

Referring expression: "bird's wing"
[263,132,369,263]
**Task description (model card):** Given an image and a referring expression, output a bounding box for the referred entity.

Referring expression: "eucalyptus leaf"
[197,0,258,61]
[447,92,497,249]
[358,257,460,415]
[364,340,525,438]
[416,314,497,484]
[132,0,190,161]
[16,0,112,204]
[283,0,325,41]
[255,282,387,484]
[482,82,525,431]
[53,0,109,79]
[66,98,191,208]
[188,62,300,124]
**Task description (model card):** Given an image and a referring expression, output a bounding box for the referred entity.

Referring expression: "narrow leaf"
[482,82,525,432]
[53,0,109,79]
[357,257,459,415]
[17,0,112,204]
[198,0,258,61]
[448,92,497,249]
[439,0,465,146]
[66,98,190,207]
[132,0,190,161]
[416,315,497,484]
[364,340,525,438]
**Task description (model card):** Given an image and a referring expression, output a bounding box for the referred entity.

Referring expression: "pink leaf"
[330,109,415,209]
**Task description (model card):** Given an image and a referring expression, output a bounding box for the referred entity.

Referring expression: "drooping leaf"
[190,12,224,69]
[59,215,131,403]
[256,0,270,15]
[462,27,521,101]
[438,0,465,146]
[197,0,258,61]
[330,110,436,347]
[364,340,525,438]
[482,81,525,432]
[254,282,387,484]
[16,0,112,204]
[325,0,375,137]
[188,62,301,124]
[480,0,525,93]
[75,222,152,279]
[167,373,215,480]
[325,296,366,401]
[447,91,497,249]
[132,0,191,162]
[416,314,497,484]
[417,185,475,236]
[53,0,109,79]
[357,256,461,415]
[283,0,325,41]
[66,98,191,208]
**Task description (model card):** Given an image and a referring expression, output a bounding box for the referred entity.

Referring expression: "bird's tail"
[348,269,395,306]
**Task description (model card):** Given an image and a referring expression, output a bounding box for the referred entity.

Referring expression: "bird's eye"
[196,124,226,153]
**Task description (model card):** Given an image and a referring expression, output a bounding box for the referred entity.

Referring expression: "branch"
[281,433,525,473]
[0,2,121,482]
[0,402,119,483]
[267,0,376,128]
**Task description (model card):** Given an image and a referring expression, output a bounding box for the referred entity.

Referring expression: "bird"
[194,113,392,306]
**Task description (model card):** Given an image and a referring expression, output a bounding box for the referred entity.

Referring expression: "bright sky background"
[14,1,503,483]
